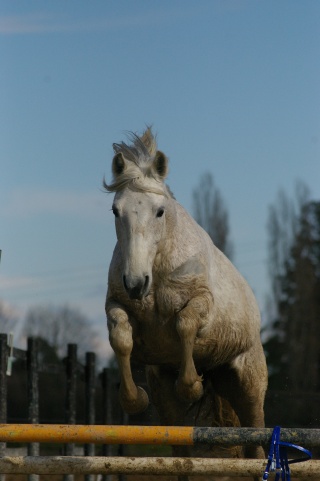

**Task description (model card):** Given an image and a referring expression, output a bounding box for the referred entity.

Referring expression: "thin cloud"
[0,12,154,35]
[0,7,205,36]
[0,275,37,291]
[0,13,68,35]
[1,188,111,221]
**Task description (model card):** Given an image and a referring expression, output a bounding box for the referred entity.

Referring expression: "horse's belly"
[131,345,180,366]
[131,322,182,366]
[130,327,215,367]
[131,322,246,369]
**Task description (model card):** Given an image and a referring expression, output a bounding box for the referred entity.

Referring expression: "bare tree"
[23,304,97,360]
[0,300,18,333]
[267,181,310,309]
[192,172,233,259]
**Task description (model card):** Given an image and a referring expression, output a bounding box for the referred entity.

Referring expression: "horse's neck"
[157,201,199,271]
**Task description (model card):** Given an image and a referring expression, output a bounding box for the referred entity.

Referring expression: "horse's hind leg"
[213,343,268,459]
[146,365,191,481]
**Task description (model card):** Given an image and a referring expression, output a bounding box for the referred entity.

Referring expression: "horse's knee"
[108,310,133,356]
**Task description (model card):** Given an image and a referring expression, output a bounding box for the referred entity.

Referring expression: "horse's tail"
[179,374,243,458]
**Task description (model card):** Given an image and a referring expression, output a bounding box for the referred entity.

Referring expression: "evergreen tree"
[265,189,320,392]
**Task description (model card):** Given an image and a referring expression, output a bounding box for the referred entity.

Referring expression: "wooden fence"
[0,332,129,481]
[1,332,320,480]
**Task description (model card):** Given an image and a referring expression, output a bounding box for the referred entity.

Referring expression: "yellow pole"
[0,424,193,445]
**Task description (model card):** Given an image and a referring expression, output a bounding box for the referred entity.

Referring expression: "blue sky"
[1,1,319,359]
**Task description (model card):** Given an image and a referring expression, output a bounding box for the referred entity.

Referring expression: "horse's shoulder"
[169,255,206,280]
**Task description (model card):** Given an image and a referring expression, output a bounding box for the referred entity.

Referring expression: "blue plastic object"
[262,426,312,481]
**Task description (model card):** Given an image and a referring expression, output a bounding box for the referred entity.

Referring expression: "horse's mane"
[103,127,174,198]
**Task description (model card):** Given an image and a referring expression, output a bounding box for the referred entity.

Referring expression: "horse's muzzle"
[123,275,150,300]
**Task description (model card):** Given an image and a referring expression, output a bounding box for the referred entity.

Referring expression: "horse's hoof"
[175,379,203,402]
[120,386,149,414]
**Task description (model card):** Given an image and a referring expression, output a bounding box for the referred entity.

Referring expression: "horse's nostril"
[123,274,150,299]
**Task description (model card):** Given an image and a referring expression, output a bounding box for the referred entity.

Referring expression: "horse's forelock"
[105,128,172,196]
[113,127,157,162]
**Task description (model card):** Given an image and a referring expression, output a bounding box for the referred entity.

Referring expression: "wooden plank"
[0,456,319,477]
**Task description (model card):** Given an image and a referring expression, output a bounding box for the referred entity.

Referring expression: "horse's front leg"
[106,300,149,414]
[175,294,209,402]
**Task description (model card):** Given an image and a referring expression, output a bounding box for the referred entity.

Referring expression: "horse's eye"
[112,206,120,218]
[156,208,164,218]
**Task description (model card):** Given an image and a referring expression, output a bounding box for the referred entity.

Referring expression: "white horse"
[104,127,268,461]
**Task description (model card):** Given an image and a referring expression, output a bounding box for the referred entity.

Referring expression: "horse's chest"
[125,280,189,322]
[117,279,198,365]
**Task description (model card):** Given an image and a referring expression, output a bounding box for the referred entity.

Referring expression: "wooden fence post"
[63,343,77,481]
[27,337,39,481]
[0,333,8,481]
[101,367,113,481]
[85,352,96,481]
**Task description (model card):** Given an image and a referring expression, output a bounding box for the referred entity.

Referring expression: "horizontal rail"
[0,424,193,445]
[1,424,320,446]
[0,456,319,477]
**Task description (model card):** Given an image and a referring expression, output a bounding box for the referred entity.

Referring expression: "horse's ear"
[153,151,168,180]
[112,152,126,177]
